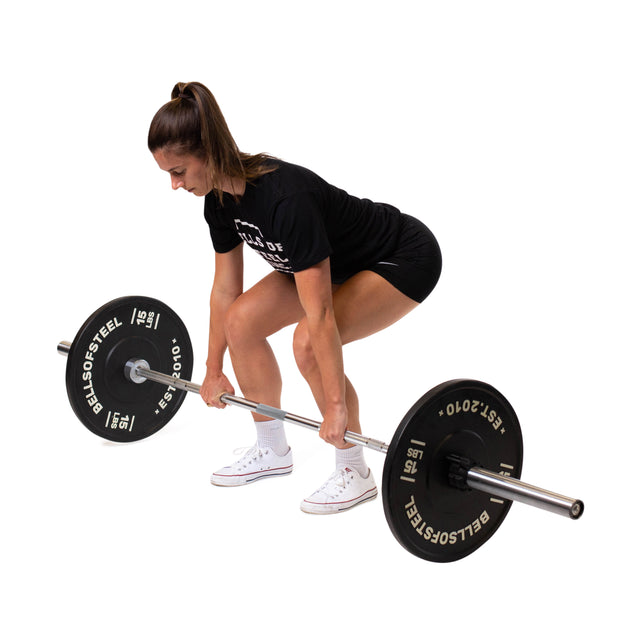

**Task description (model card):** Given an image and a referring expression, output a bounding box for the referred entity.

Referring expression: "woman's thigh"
[331,270,421,345]
[228,271,304,340]
[232,268,419,348]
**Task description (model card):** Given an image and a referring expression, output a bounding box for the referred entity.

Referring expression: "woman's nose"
[171,175,184,190]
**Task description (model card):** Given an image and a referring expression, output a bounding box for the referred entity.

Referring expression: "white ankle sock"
[255,419,289,456]
[335,445,368,478]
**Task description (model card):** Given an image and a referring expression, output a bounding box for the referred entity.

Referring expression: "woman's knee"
[224,296,263,349]
[225,273,304,351]
[292,321,316,377]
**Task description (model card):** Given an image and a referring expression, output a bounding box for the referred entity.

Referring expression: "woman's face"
[153,148,212,196]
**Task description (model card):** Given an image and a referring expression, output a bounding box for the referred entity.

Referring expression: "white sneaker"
[210,445,293,487]
[300,466,378,514]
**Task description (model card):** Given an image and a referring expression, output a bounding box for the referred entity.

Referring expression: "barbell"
[58,295,584,562]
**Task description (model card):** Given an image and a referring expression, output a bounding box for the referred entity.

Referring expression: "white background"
[2,1,637,637]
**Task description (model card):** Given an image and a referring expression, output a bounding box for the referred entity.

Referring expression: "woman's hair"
[148,82,276,201]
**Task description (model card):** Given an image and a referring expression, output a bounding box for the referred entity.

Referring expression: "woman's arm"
[200,243,244,407]
[293,258,348,446]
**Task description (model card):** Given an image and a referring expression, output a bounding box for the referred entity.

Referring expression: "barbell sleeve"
[465,468,584,519]
[57,341,71,356]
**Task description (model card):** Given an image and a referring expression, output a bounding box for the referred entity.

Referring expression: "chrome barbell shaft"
[130,361,390,452]
[57,342,583,519]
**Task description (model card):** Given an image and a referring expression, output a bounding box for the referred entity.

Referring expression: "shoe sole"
[300,488,378,515]
[210,466,293,487]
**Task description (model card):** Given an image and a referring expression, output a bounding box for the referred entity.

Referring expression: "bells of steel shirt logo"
[233,218,292,273]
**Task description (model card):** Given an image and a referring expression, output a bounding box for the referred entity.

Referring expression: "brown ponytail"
[148,82,276,201]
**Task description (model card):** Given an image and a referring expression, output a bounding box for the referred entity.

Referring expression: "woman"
[148,82,442,514]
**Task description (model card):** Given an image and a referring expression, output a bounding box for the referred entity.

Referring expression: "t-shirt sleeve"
[203,194,243,253]
[271,191,332,272]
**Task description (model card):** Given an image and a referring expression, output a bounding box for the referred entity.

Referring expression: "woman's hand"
[319,404,350,448]
[200,370,235,408]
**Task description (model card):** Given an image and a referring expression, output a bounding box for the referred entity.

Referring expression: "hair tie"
[178,92,191,100]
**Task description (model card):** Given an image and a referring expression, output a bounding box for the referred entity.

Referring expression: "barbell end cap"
[570,500,585,520]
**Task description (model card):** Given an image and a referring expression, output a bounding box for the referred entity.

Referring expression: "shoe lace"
[322,467,353,494]
[232,444,264,465]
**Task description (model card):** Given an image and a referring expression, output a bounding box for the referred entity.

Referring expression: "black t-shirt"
[204,160,403,282]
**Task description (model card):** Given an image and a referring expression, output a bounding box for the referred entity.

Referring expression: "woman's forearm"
[306,311,346,410]
[206,285,239,373]
[206,245,244,374]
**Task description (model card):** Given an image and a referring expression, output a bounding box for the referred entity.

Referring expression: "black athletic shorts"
[368,213,442,303]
